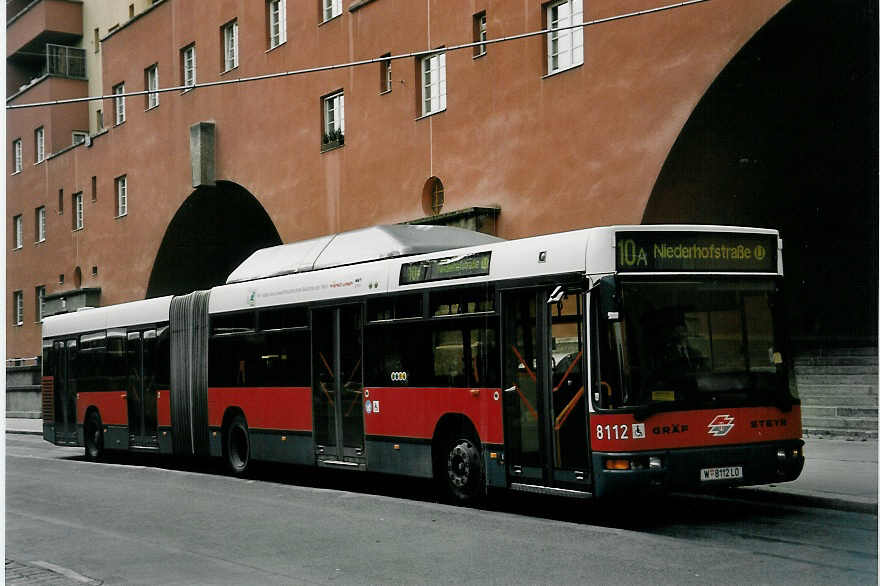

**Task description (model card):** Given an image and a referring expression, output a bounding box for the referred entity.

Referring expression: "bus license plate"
[700,466,743,482]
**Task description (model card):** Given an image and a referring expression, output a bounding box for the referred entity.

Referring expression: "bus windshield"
[598,279,795,414]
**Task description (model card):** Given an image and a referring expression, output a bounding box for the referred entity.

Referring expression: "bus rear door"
[502,288,591,495]
[52,339,78,445]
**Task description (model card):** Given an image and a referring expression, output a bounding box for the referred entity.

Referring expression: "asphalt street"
[6,434,878,585]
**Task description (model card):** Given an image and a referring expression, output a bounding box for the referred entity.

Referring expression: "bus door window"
[142,330,158,439]
[127,331,143,438]
[549,293,586,470]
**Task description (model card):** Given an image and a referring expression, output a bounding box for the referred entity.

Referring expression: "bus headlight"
[649,456,662,470]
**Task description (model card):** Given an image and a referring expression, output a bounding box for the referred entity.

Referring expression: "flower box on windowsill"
[321,130,345,152]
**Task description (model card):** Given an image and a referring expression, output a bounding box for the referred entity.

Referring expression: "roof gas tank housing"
[226,224,504,284]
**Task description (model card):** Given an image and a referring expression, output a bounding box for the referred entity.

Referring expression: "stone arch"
[146,181,282,298]
[643,0,877,346]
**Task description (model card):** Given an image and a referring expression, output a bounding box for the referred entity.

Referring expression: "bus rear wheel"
[84,411,104,461]
[224,414,250,476]
[441,435,484,504]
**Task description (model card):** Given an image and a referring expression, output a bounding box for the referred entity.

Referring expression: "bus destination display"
[400,251,491,285]
[616,231,777,273]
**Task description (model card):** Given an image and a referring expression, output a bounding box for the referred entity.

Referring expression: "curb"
[6,429,43,436]
[716,487,878,515]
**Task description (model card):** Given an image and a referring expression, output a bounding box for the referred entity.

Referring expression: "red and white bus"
[41,224,804,502]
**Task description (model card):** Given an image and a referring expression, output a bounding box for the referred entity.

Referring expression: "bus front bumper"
[592,439,805,498]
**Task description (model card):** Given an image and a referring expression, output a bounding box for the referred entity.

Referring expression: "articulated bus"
[41,224,804,502]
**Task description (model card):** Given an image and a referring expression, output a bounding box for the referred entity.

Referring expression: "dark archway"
[146,181,282,298]
[644,0,877,347]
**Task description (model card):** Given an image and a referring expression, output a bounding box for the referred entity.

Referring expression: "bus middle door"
[312,305,366,468]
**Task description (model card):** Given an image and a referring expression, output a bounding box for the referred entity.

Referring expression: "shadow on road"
[59,450,811,532]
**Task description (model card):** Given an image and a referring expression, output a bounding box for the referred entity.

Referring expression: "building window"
[13,215,23,249]
[116,175,128,217]
[182,44,197,89]
[35,286,45,323]
[379,53,392,93]
[35,127,45,163]
[322,0,341,22]
[35,206,46,242]
[73,192,84,230]
[96,109,104,130]
[94,28,100,53]
[223,20,239,71]
[474,12,487,57]
[420,52,447,117]
[113,82,126,124]
[91,176,97,202]
[12,139,22,173]
[322,91,345,150]
[425,177,445,215]
[546,0,583,74]
[145,64,159,109]
[13,291,23,326]
[72,131,88,145]
[268,0,287,48]
[58,188,64,214]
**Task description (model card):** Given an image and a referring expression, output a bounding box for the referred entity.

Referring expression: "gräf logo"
[707,414,735,437]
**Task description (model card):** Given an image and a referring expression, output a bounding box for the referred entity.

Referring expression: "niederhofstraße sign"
[615,231,778,273]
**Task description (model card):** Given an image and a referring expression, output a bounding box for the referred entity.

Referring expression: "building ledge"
[405,206,500,236]
[42,287,100,317]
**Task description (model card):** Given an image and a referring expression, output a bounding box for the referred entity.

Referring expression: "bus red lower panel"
[364,387,503,444]
[77,391,127,426]
[207,387,312,431]
[590,405,802,452]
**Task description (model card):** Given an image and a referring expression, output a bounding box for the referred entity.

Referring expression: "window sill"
[542,62,583,79]
[181,87,195,94]
[379,89,392,96]
[11,170,21,176]
[12,246,22,252]
[415,108,446,121]
[34,160,44,166]
[72,227,84,233]
[114,120,126,127]
[321,141,344,153]
[145,104,159,112]
[473,51,487,60]
[35,239,46,245]
[115,213,128,219]
[319,14,341,26]
[220,66,239,76]
[266,40,287,54]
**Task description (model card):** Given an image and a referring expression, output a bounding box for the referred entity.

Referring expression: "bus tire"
[84,410,104,461]
[224,414,250,476]
[441,434,484,504]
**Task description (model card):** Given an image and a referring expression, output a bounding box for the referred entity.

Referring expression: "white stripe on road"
[30,561,101,584]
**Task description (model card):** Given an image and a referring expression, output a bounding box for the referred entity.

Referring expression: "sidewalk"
[6,418,877,513]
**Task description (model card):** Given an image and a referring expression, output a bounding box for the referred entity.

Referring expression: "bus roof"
[226,224,504,284]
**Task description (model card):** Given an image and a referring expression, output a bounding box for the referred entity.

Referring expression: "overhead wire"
[6,0,711,111]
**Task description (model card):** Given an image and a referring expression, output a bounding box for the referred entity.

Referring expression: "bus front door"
[312,306,365,466]
[502,288,590,492]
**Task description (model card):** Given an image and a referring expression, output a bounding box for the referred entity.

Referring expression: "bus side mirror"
[598,276,619,318]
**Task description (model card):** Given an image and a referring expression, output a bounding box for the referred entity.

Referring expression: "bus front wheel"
[442,435,484,504]
[84,411,104,461]
[224,414,250,476]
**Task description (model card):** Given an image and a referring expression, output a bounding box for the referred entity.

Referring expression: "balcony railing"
[45,43,85,79]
